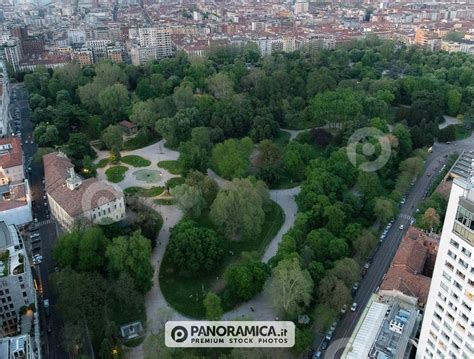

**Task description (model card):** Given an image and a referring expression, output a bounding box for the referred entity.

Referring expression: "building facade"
[417,152,474,359]
[0,62,11,138]
[43,152,125,232]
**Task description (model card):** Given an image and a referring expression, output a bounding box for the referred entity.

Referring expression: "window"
[443,271,452,282]
[441,281,449,292]
[450,239,460,249]
[461,247,471,258]
[451,291,459,300]
[459,258,468,269]
[453,281,462,290]
[445,261,454,271]
[448,250,457,260]
[434,312,442,321]
[436,302,445,311]
[438,292,447,302]
[468,278,474,287]
[456,270,466,280]
[446,312,454,322]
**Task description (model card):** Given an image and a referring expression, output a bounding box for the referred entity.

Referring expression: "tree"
[269,258,313,317]
[444,31,465,42]
[447,88,461,116]
[185,171,218,206]
[250,114,279,142]
[78,82,102,113]
[106,231,154,293]
[308,90,363,127]
[310,128,333,147]
[29,93,47,110]
[156,108,201,148]
[210,178,267,239]
[171,184,206,218]
[422,207,440,231]
[101,125,123,150]
[318,275,350,311]
[329,258,361,288]
[211,137,253,179]
[208,72,234,99]
[167,220,224,275]
[172,84,195,110]
[98,84,129,122]
[203,292,223,320]
[64,133,96,163]
[292,328,313,356]
[224,252,269,302]
[399,156,424,177]
[392,124,412,159]
[323,204,346,235]
[33,123,60,147]
[353,229,377,261]
[130,100,160,130]
[438,125,457,143]
[374,197,396,224]
[77,226,109,273]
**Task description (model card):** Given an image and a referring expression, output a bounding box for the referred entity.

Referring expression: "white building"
[0,334,35,359]
[417,151,474,359]
[138,28,173,50]
[0,222,36,337]
[0,137,32,227]
[294,0,309,15]
[1,40,22,74]
[0,62,11,137]
[43,152,125,232]
[67,29,86,45]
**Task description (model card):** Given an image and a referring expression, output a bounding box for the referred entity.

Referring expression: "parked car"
[321,340,329,351]
[30,233,40,239]
[330,321,337,332]
[325,330,333,341]
[43,299,50,316]
[351,302,358,312]
[352,282,360,295]
[399,224,404,230]
[340,304,347,314]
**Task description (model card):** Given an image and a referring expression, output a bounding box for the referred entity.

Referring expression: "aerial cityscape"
[0,0,474,358]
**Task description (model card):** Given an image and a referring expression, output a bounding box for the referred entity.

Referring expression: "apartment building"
[0,334,35,359]
[0,222,35,337]
[43,152,125,232]
[417,151,474,359]
[0,62,11,137]
[1,40,22,74]
[138,27,172,49]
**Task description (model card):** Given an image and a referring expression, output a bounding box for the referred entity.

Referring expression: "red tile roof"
[0,137,23,169]
[380,227,439,307]
[43,152,122,218]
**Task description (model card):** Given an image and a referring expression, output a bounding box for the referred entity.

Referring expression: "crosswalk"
[399,214,415,222]
[34,219,54,227]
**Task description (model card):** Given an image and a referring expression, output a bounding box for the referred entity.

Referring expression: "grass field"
[159,201,284,318]
[121,155,151,167]
[96,158,109,168]
[105,166,128,183]
[157,160,182,175]
[124,186,164,197]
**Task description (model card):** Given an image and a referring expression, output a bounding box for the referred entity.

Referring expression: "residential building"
[43,152,125,232]
[73,48,94,66]
[106,45,123,63]
[0,335,35,359]
[380,227,439,308]
[294,0,309,15]
[130,45,172,65]
[0,222,36,337]
[138,27,172,50]
[417,151,474,359]
[342,293,420,359]
[0,62,11,138]
[85,39,111,62]
[0,137,32,226]
[67,29,86,45]
[1,40,22,74]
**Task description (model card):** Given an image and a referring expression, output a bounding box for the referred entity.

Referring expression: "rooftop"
[0,137,23,170]
[43,152,122,218]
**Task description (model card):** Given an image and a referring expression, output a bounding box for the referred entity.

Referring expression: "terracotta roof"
[43,152,123,218]
[119,120,137,129]
[0,137,23,169]
[0,183,28,211]
[380,226,439,307]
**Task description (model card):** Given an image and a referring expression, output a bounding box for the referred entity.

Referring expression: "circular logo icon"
[346,127,391,172]
[171,326,188,343]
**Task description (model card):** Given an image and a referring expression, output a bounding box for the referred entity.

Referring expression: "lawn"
[121,155,151,167]
[159,201,284,318]
[157,160,182,175]
[166,177,185,188]
[124,186,164,197]
[96,158,109,168]
[105,166,128,183]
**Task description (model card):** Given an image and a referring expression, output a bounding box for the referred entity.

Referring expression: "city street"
[319,137,474,358]
[10,84,66,359]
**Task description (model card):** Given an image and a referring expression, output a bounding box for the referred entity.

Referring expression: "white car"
[399,224,404,230]
[351,302,358,312]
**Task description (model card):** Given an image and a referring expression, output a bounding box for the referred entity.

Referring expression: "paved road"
[318,137,474,358]
[12,84,66,359]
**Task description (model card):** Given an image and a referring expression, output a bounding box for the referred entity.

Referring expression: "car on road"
[30,233,40,239]
[351,302,358,312]
[399,224,404,230]
[325,330,333,341]
[321,340,328,351]
[43,299,50,317]
[427,172,432,177]
[352,282,359,295]
[330,321,337,332]
[340,304,347,314]
[312,351,322,359]
[33,217,38,223]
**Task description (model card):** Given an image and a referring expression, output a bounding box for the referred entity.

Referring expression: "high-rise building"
[138,28,173,51]
[417,151,474,359]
